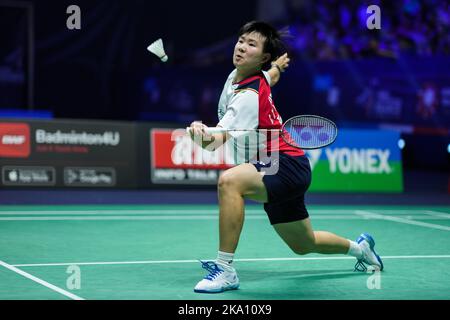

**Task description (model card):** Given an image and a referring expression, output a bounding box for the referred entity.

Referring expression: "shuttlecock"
[147,38,168,62]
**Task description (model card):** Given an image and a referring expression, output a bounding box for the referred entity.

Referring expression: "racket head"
[281,115,338,149]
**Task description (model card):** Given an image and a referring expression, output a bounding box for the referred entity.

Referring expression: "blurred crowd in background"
[258,0,450,60]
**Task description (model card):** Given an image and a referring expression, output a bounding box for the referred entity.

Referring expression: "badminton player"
[189,21,383,293]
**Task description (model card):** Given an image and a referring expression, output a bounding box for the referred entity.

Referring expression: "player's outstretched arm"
[268,53,290,87]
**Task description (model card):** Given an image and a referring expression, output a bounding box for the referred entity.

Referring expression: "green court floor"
[0,204,449,300]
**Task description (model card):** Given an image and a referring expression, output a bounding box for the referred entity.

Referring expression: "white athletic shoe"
[354,233,384,272]
[194,261,239,293]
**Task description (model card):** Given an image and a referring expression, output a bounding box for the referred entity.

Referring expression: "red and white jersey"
[217,69,304,157]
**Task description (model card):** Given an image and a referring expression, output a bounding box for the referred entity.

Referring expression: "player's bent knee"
[218,165,263,196]
[218,171,238,191]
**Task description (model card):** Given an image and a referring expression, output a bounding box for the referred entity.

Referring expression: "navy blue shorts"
[253,153,312,225]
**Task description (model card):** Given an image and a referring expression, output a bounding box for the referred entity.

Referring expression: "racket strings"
[284,116,337,149]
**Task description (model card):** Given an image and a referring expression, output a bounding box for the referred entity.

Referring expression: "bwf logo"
[366,5,381,30]
[0,123,30,158]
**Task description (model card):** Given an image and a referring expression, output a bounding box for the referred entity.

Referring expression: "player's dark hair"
[238,21,287,70]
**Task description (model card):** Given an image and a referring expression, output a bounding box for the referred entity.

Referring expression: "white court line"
[0,216,364,221]
[0,209,444,215]
[0,260,84,300]
[424,211,450,219]
[0,215,262,221]
[0,210,234,215]
[349,209,450,214]
[0,215,373,221]
[1,215,449,221]
[12,255,450,268]
[0,209,325,215]
[0,208,444,216]
[354,210,450,231]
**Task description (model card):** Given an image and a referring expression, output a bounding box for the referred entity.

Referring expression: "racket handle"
[186,127,227,134]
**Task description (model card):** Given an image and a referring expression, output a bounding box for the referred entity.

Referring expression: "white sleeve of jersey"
[262,70,271,85]
[217,90,259,130]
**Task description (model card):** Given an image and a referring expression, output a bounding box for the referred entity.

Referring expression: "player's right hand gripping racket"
[187,115,338,150]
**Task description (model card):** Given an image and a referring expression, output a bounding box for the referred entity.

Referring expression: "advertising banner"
[1,121,403,191]
[305,129,403,192]
[150,128,233,185]
[0,119,137,188]
[150,128,403,192]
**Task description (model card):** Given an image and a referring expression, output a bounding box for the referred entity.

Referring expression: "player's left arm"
[267,53,290,87]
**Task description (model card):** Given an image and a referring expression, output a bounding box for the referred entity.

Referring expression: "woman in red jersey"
[189,21,383,293]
